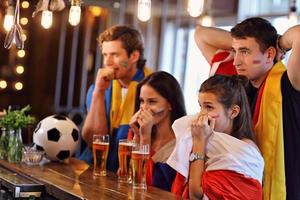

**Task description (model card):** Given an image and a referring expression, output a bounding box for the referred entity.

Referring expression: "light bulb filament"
[137,0,151,22]
[69,5,81,26]
[41,10,53,29]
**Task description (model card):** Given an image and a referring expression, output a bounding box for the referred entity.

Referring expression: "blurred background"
[0,0,299,123]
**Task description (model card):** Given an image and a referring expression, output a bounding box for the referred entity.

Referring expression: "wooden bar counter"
[0,158,181,200]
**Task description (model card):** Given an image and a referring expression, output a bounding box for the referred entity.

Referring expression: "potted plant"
[0,105,35,162]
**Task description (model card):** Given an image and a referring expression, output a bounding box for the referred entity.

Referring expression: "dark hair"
[135,71,186,125]
[98,25,146,69]
[199,75,254,141]
[231,17,277,54]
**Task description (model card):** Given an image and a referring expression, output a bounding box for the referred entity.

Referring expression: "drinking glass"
[131,144,150,189]
[118,139,133,183]
[93,134,109,176]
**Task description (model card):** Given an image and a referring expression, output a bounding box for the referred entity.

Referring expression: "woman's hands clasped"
[129,108,154,144]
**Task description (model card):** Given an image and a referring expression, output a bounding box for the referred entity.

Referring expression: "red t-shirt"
[210,51,237,76]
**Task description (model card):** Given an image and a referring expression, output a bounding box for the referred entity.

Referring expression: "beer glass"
[131,144,150,189]
[118,139,133,183]
[93,134,109,176]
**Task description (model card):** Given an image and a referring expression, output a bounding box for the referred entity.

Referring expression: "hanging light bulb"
[41,10,53,29]
[69,0,81,26]
[4,0,24,50]
[288,0,298,27]
[69,6,81,25]
[201,15,213,26]
[3,6,14,32]
[187,0,205,17]
[137,0,151,22]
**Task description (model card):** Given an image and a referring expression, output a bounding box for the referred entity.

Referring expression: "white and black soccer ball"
[33,115,79,161]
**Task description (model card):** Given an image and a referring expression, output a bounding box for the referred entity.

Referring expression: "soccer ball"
[33,115,79,161]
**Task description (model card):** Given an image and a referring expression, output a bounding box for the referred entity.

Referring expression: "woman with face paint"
[129,71,186,192]
[169,75,264,199]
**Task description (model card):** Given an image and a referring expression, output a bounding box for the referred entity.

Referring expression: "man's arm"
[82,91,108,147]
[280,25,300,91]
[194,25,232,64]
[82,68,114,147]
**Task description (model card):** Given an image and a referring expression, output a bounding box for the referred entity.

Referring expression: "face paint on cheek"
[153,108,165,116]
[207,114,219,125]
[119,60,129,68]
[252,59,262,64]
[209,114,220,119]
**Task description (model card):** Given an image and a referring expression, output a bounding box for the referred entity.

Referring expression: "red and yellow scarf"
[254,62,286,200]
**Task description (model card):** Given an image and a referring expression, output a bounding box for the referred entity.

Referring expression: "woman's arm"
[189,114,214,199]
[189,140,206,200]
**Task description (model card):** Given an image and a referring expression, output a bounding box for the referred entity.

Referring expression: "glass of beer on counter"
[131,144,150,190]
[118,139,133,183]
[93,134,109,177]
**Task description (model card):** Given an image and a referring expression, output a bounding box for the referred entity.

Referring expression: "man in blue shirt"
[79,25,151,172]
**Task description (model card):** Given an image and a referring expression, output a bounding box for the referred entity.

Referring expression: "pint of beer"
[131,144,150,189]
[118,139,133,183]
[93,135,109,176]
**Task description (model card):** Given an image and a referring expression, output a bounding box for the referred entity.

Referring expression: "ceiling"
[84,0,239,17]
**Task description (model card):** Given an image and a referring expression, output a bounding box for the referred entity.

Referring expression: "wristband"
[277,34,291,54]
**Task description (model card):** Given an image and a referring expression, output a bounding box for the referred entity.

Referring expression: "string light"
[3,6,14,32]
[21,33,27,42]
[0,80,8,89]
[17,50,26,58]
[69,0,81,26]
[21,1,30,9]
[41,10,53,29]
[137,0,151,22]
[16,65,25,74]
[187,0,204,17]
[20,17,28,25]
[14,82,23,90]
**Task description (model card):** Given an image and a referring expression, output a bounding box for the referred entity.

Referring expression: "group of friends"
[77,17,300,200]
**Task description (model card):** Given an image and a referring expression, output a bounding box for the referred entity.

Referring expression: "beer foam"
[93,142,109,145]
[132,150,149,155]
[119,142,133,146]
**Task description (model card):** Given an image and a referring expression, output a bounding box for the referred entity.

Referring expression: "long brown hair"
[199,75,254,141]
[135,71,186,124]
[135,71,186,142]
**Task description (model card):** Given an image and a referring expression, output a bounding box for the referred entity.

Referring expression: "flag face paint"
[119,60,129,68]
[153,108,165,116]
[252,60,261,64]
